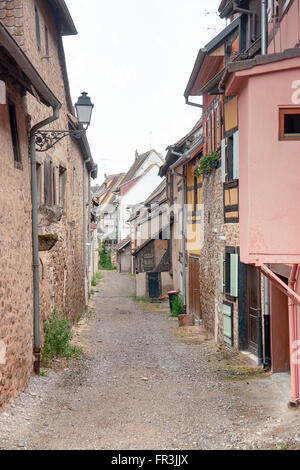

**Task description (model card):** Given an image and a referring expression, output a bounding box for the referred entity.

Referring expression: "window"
[222,130,239,223]
[224,246,239,299]
[59,166,67,207]
[8,100,22,169]
[44,25,49,57]
[279,108,300,140]
[35,5,41,52]
[44,156,56,206]
[221,131,239,183]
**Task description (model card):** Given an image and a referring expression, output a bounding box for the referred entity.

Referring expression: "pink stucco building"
[222,0,300,405]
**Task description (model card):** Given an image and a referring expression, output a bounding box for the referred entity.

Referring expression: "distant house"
[115,150,164,242]
[115,237,131,273]
[130,180,173,299]
[94,173,125,247]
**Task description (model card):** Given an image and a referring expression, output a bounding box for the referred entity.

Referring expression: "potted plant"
[193,151,220,178]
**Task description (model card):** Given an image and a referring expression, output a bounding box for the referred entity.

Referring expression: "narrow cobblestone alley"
[0,271,299,450]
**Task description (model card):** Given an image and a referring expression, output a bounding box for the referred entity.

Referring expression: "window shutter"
[223,303,233,345]
[44,157,51,205]
[221,138,226,183]
[230,253,239,297]
[52,166,56,205]
[233,130,239,180]
[220,252,224,293]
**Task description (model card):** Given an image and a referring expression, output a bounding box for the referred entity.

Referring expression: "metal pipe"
[29,105,60,375]
[182,165,187,308]
[288,264,299,406]
[82,159,90,306]
[185,97,203,109]
[261,0,268,55]
[263,273,271,369]
[257,314,263,365]
[88,169,91,286]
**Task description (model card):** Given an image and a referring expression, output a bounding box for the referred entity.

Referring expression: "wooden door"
[148,273,160,299]
[247,265,261,354]
[188,256,202,318]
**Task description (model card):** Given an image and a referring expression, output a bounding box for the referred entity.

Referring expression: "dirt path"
[0,271,300,450]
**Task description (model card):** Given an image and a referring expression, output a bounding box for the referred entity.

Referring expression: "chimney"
[135,150,139,161]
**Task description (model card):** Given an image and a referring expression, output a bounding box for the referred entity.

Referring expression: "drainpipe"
[185,97,203,109]
[83,158,90,306]
[88,169,91,284]
[170,150,187,311]
[261,0,268,55]
[182,165,187,312]
[29,105,61,375]
[288,264,299,406]
[263,272,271,369]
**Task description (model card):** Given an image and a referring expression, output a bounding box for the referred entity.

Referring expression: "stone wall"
[0,0,92,405]
[0,84,34,405]
[199,167,225,338]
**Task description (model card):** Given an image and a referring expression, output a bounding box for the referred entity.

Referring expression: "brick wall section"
[0,0,25,46]
[0,84,33,405]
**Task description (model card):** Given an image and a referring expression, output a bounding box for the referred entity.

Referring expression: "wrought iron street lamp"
[35,92,94,152]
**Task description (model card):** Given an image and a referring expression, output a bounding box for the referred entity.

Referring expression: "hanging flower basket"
[193,152,220,178]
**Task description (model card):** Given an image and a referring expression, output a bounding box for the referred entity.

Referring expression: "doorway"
[247,265,262,355]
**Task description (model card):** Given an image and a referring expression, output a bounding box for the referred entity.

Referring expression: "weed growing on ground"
[90,289,99,295]
[41,311,82,366]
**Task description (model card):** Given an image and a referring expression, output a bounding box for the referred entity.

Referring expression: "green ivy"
[193,152,220,177]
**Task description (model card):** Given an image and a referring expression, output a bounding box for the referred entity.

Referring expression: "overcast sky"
[63,0,226,184]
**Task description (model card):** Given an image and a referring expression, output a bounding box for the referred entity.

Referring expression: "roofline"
[184,16,240,98]
[160,136,203,176]
[52,0,77,36]
[0,22,61,108]
[219,0,234,18]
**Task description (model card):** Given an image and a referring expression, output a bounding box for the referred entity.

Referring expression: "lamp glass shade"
[75,92,94,126]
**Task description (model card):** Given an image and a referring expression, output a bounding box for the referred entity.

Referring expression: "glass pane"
[284,114,300,134]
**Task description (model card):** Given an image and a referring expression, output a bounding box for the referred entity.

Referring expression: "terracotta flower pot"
[178,314,195,327]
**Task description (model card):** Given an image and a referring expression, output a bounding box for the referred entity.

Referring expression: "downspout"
[185,97,203,109]
[83,158,90,306]
[30,105,60,375]
[288,264,299,406]
[261,0,268,55]
[182,165,187,312]
[170,150,187,311]
[88,169,91,284]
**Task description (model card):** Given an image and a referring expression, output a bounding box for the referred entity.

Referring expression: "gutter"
[30,105,61,375]
[169,137,204,171]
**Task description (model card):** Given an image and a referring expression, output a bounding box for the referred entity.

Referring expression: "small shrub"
[170,294,184,317]
[98,242,115,270]
[42,312,82,365]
